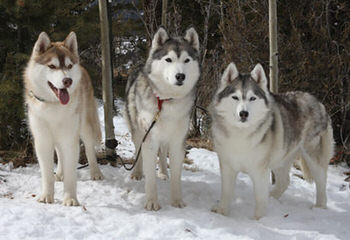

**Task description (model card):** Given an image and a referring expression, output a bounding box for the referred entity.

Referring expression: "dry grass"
[186,137,213,151]
[0,150,36,168]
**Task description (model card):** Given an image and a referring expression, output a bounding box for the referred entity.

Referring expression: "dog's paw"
[253,214,264,220]
[62,197,80,206]
[157,172,169,181]
[211,203,230,216]
[55,173,64,182]
[313,203,327,209]
[90,169,104,181]
[131,171,143,181]
[254,208,267,220]
[38,193,54,204]
[171,199,186,208]
[270,189,282,199]
[144,199,161,211]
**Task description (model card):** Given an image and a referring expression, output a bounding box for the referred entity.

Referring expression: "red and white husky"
[24,32,103,206]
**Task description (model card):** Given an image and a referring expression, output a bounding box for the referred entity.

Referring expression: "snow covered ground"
[1,102,350,240]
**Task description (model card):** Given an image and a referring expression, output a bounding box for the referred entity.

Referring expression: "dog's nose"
[63,78,72,88]
[175,73,186,82]
[239,111,249,119]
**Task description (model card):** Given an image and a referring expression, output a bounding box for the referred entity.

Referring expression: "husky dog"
[24,32,103,206]
[210,63,334,219]
[125,27,200,210]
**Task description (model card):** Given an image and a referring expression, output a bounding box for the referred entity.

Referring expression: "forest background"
[0,0,349,166]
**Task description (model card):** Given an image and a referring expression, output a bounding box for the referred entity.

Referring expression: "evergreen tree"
[0,0,100,150]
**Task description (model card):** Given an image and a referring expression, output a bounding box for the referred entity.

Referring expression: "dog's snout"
[239,111,249,119]
[175,73,186,82]
[63,78,72,88]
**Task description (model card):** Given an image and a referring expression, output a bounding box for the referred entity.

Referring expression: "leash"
[77,97,168,171]
[118,96,167,171]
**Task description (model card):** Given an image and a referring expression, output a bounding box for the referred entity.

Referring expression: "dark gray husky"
[124,27,200,210]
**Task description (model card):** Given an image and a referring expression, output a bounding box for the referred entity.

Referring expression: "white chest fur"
[27,96,80,135]
[212,123,273,173]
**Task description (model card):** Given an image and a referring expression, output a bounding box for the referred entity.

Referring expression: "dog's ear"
[184,27,199,51]
[251,63,268,92]
[152,27,169,49]
[33,32,51,54]
[220,62,239,88]
[64,32,79,56]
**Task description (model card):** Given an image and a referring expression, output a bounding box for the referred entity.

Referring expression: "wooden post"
[107,0,115,87]
[98,0,115,156]
[162,0,168,26]
[269,0,278,93]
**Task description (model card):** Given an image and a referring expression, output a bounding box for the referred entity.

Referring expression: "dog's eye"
[232,96,239,101]
[184,58,190,63]
[250,96,256,101]
[48,64,56,69]
[67,64,73,69]
[165,58,172,63]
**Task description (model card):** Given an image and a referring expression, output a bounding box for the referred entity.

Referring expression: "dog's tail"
[320,121,335,167]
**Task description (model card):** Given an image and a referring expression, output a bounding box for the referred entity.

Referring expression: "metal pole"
[269,0,278,93]
[99,0,115,156]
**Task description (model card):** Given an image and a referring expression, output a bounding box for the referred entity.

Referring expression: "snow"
[1,101,350,240]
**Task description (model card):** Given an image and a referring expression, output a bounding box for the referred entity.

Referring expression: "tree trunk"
[269,0,278,93]
[269,0,278,183]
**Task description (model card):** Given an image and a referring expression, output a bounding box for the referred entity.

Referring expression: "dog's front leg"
[143,139,160,211]
[211,157,237,216]
[56,135,80,206]
[169,141,186,208]
[35,135,55,204]
[251,169,269,220]
[132,111,154,180]
[30,119,55,204]
[131,131,144,180]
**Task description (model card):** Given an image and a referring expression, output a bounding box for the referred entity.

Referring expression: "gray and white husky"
[24,32,103,206]
[124,27,200,210]
[210,63,334,219]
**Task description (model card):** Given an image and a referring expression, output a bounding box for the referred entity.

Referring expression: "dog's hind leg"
[211,157,237,216]
[302,123,333,208]
[82,136,104,180]
[301,146,328,208]
[55,149,64,181]
[270,160,293,199]
[158,145,169,180]
[80,107,104,180]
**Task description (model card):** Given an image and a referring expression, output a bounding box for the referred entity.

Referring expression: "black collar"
[29,91,46,102]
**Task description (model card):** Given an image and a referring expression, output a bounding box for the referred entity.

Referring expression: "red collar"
[156,96,171,111]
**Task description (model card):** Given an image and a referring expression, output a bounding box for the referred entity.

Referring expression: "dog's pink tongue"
[58,89,69,105]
